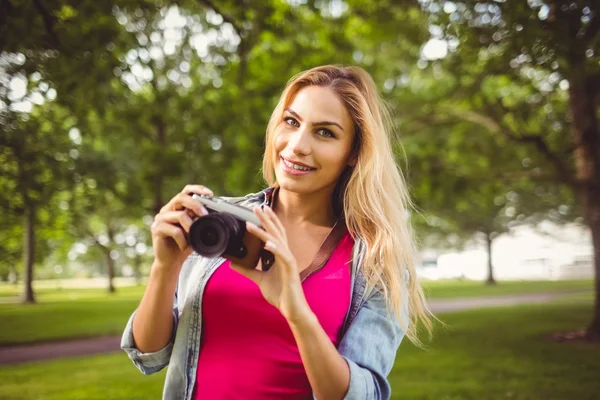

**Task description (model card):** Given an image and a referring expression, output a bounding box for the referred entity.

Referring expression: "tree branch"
[196,0,249,87]
[197,0,243,39]
[32,0,59,47]
[445,106,578,188]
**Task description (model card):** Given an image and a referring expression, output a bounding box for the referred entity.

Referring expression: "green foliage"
[1,1,596,297]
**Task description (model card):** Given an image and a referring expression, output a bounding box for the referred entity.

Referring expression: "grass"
[0,299,598,400]
[0,353,166,400]
[0,286,144,345]
[420,279,593,299]
[0,279,594,345]
[389,300,600,400]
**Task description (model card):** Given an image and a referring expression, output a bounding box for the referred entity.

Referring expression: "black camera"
[188,194,274,271]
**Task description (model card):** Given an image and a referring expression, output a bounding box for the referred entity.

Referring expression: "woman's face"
[273,85,356,196]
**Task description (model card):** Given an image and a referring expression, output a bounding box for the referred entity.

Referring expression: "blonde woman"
[122,65,433,400]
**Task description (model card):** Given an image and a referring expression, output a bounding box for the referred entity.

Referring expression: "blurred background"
[1,0,599,399]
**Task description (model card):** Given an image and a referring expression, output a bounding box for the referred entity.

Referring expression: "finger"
[262,206,286,239]
[152,221,188,251]
[229,262,263,284]
[181,184,213,197]
[161,187,212,214]
[155,211,194,233]
[264,239,294,267]
[164,193,208,216]
[246,221,272,243]
[253,207,280,238]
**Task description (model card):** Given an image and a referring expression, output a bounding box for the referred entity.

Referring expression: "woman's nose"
[288,128,311,155]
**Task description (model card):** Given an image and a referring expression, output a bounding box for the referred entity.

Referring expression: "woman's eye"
[284,117,299,127]
[317,129,334,138]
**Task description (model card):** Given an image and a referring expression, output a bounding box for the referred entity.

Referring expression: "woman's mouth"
[280,157,316,176]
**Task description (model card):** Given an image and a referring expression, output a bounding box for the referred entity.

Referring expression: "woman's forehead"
[287,86,353,128]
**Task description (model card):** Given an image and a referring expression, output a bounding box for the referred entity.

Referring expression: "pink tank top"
[192,232,353,399]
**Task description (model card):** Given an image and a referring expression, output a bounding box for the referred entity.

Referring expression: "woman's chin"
[275,169,310,189]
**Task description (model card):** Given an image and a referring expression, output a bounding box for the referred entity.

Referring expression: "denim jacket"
[121,188,406,400]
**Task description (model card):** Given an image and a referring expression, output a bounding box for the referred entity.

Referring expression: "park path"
[0,290,590,366]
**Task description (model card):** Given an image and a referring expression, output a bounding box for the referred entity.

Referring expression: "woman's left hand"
[229,205,311,324]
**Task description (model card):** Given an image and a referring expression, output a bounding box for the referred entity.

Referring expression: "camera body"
[188,194,275,271]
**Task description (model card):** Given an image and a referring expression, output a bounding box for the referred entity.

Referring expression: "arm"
[131,262,180,353]
[122,183,213,374]
[121,261,183,375]
[288,308,351,400]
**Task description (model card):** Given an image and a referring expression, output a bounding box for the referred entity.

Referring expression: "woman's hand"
[150,185,213,271]
[230,205,312,324]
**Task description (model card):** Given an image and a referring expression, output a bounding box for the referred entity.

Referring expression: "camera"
[188,194,275,271]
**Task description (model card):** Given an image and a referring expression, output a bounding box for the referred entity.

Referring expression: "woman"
[122,65,433,400]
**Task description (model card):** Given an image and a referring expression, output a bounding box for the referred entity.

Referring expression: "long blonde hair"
[262,65,434,345]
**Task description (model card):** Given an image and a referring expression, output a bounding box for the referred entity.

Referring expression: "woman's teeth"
[283,159,314,171]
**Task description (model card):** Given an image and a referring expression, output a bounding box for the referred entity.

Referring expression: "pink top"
[192,232,354,399]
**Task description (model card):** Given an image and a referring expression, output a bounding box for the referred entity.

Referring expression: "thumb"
[229,262,263,285]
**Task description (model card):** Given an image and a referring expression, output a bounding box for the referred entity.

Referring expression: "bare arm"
[131,262,181,353]
[289,310,350,399]
[131,184,212,353]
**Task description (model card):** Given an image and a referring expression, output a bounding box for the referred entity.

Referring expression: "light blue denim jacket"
[121,188,407,399]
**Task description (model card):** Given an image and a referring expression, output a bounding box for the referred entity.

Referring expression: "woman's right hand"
[150,185,213,271]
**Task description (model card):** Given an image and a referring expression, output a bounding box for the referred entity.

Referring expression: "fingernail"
[266,240,276,250]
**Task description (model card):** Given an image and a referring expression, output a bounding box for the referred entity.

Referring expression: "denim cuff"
[341,355,370,399]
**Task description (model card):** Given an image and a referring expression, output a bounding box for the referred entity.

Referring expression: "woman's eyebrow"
[285,108,344,132]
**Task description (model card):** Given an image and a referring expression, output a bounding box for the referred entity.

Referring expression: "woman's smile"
[280,156,317,176]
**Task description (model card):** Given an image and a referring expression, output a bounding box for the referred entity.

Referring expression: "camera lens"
[199,226,219,247]
[189,215,230,258]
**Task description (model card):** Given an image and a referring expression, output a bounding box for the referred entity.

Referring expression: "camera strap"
[299,216,348,282]
[266,186,349,282]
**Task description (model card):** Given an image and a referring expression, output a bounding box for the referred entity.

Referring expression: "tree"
[420,0,599,339]
[0,106,77,302]
[0,0,139,300]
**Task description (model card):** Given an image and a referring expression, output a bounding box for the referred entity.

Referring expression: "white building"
[417,222,594,281]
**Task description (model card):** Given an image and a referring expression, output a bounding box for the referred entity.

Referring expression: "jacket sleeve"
[337,285,408,400]
[120,288,179,375]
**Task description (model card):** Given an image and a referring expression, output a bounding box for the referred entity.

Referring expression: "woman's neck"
[273,186,337,228]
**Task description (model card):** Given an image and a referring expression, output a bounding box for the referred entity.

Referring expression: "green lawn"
[392,301,600,399]
[0,279,594,345]
[0,299,598,400]
[420,278,593,299]
[0,286,144,345]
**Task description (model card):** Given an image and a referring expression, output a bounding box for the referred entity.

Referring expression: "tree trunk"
[588,216,600,340]
[569,74,600,340]
[485,232,496,285]
[21,203,36,304]
[102,248,116,293]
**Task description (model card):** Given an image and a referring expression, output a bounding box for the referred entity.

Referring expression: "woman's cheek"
[272,131,286,152]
